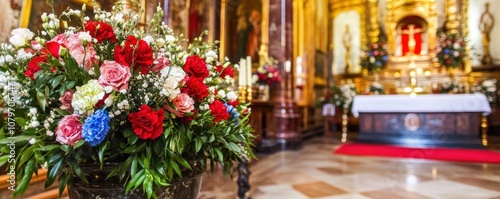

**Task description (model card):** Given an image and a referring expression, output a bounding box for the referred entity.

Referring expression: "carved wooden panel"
[357,112,484,148]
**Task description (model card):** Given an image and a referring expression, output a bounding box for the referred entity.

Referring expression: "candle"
[239,58,245,86]
[246,56,252,86]
[285,60,291,73]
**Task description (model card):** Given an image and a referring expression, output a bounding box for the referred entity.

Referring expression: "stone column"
[268,0,301,150]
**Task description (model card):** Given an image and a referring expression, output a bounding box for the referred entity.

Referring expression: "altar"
[351,94,491,148]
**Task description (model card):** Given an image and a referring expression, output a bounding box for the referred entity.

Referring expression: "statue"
[400,24,423,56]
[479,3,494,65]
[343,25,352,74]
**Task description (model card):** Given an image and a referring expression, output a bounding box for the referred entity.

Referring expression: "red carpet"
[334,143,500,164]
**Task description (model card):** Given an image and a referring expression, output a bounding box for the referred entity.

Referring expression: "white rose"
[165,35,176,43]
[226,91,238,102]
[143,35,154,45]
[9,28,35,47]
[78,31,92,43]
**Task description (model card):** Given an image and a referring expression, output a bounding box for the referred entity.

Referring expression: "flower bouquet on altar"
[360,42,389,74]
[324,82,357,111]
[472,78,498,105]
[434,32,468,69]
[251,58,281,86]
[438,77,466,94]
[368,82,384,95]
[0,3,254,199]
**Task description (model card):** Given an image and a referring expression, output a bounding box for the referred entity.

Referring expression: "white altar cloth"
[351,93,492,117]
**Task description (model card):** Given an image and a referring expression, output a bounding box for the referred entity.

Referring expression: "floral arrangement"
[472,78,498,105]
[360,42,389,73]
[323,82,357,110]
[435,32,468,68]
[252,58,281,85]
[368,82,384,95]
[0,4,253,199]
[438,77,466,94]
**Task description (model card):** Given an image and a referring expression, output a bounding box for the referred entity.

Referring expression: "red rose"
[183,55,209,78]
[46,41,66,59]
[180,77,209,101]
[216,65,235,78]
[227,100,239,108]
[85,21,117,43]
[114,35,153,74]
[209,100,229,123]
[24,56,47,79]
[128,105,165,140]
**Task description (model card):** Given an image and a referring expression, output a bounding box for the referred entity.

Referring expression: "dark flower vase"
[68,164,202,199]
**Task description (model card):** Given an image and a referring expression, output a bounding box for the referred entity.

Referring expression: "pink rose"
[98,61,131,91]
[55,115,83,146]
[164,93,194,117]
[59,90,74,111]
[152,56,170,74]
[50,34,68,44]
[66,32,98,71]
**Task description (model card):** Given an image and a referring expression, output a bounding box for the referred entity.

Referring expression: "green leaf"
[127,134,139,145]
[14,117,26,127]
[126,169,145,191]
[214,148,224,162]
[14,159,35,196]
[45,158,63,188]
[36,91,47,112]
[66,81,76,89]
[99,141,109,166]
[194,138,202,153]
[73,140,85,149]
[73,166,88,183]
[131,156,138,176]
[170,160,181,177]
[228,142,241,153]
[175,157,191,169]
[60,144,69,152]
[209,134,215,142]
[51,75,64,88]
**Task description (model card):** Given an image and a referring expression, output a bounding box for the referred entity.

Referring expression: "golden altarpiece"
[329,0,472,95]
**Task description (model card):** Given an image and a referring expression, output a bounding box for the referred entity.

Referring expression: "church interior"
[1,0,500,198]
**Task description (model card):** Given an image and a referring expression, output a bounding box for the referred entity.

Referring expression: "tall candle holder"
[238,86,248,103]
[246,86,253,102]
[341,108,349,143]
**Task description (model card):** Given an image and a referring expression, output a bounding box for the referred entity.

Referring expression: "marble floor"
[198,135,500,199]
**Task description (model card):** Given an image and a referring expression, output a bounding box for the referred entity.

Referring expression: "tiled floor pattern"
[199,136,500,199]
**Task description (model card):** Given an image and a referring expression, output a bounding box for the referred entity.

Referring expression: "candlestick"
[246,56,252,86]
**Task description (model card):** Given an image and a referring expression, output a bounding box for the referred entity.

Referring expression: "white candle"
[285,60,291,73]
[246,56,252,86]
[239,58,245,86]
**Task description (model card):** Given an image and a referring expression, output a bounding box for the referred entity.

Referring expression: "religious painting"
[333,10,361,75]
[226,0,262,64]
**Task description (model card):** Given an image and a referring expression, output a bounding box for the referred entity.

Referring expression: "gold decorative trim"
[19,0,32,28]
[259,0,270,65]
[219,0,227,61]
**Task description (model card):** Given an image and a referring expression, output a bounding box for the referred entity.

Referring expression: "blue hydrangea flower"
[224,103,240,121]
[82,109,111,146]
